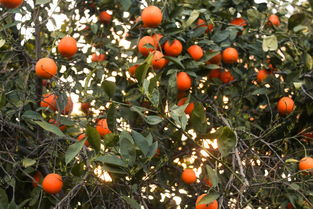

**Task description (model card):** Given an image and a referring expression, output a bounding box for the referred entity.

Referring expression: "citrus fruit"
[196,194,218,209]
[187,45,203,61]
[99,11,112,24]
[177,72,192,91]
[96,119,112,136]
[230,18,247,27]
[208,69,221,80]
[207,51,222,65]
[152,50,168,70]
[177,97,194,115]
[277,97,295,115]
[0,0,23,8]
[222,48,238,64]
[49,119,66,132]
[203,176,213,187]
[299,157,313,174]
[40,93,57,111]
[196,18,213,33]
[268,14,280,26]
[58,36,78,58]
[60,96,73,115]
[81,102,91,114]
[128,64,139,76]
[181,168,196,184]
[32,171,42,188]
[164,40,183,57]
[220,71,234,83]
[152,33,163,49]
[257,69,270,83]
[138,36,155,56]
[35,58,57,79]
[77,133,90,147]
[141,6,162,27]
[42,173,63,194]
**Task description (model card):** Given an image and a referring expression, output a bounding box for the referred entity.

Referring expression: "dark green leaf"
[86,127,101,153]
[95,155,127,168]
[121,196,142,209]
[217,127,237,157]
[164,56,185,69]
[132,131,150,156]
[102,80,116,98]
[0,188,8,209]
[196,192,219,205]
[205,165,218,187]
[22,110,42,120]
[36,0,50,5]
[34,121,65,137]
[65,138,85,164]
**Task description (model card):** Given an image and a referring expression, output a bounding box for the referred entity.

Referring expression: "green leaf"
[86,127,101,153]
[22,110,42,120]
[91,24,98,34]
[0,40,5,48]
[190,102,208,134]
[147,141,158,158]
[217,127,237,157]
[35,0,50,5]
[22,158,36,168]
[144,115,163,125]
[0,188,8,209]
[102,164,127,175]
[34,121,65,137]
[103,133,117,146]
[132,131,150,156]
[102,80,116,98]
[205,165,218,187]
[196,192,219,205]
[58,117,75,126]
[95,155,127,168]
[305,53,313,70]
[288,13,305,30]
[119,131,136,166]
[135,54,153,84]
[65,138,85,164]
[29,188,40,207]
[251,88,268,95]
[164,56,185,69]
[185,10,200,27]
[121,196,142,209]
[107,103,117,132]
[262,35,278,52]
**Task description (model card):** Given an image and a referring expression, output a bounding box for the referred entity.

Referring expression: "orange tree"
[1,0,313,208]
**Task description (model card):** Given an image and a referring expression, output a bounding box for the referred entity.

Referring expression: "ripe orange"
[99,11,112,24]
[58,36,78,58]
[203,176,213,187]
[141,6,162,28]
[35,58,57,79]
[208,69,221,80]
[177,72,192,91]
[230,18,247,27]
[196,19,214,33]
[138,36,155,56]
[0,0,23,8]
[277,97,295,115]
[42,80,48,87]
[98,54,106,61]
[299,157,313,173]
[91,53,106,62]
[187,45,203,61]
[207,51,222,65]
[222,48,238,64]
[49,119,67,132]
[177,91,187,99]
[287,203,294,209]
[40,93,57,111]
[77,133,90,147]
[128,64,139,76]
[177,97,194,115]
[60,96,73,115]
[164,40,183,57]
[152,51,168,70]
[42,173,63,194]
[81,102,91,114]
[32,171,42,187]
[257,69,270,83]
[152,33,163,49]
[96,119,112,136]
[196,194,218,209]
[220,71,234,83]
[268,14,280,26]
[181,168,196,184]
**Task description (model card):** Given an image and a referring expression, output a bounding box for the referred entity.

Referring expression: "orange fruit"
[32,171,42,188]
[299,157,313,173]
[81,102,91,114]
[152,33,163,49]
[287,203,294,209]
[181,168,196,184]
[40,93,57,111]
[58,36,78,58]
[0,0,23,8]
[230,18,247,27]
[222,47,238,64]
[91,53,106,62]
[196,194,218,209]
[220,71,234,83]
[99,11,112,24]
[77,133,90,147]
[177,97,194,115]
[208,69,221,80]
[268,14,280,26]
[96,119,112,136]
[60,96,73,115]
[42,80,48,87]
[35,58,58,79]
[203,176,213,187]
[187,45,203,61]
[98,54,106,61]
[196,19,214,33]
[207,51,222,65]
[177,91,187,99]
[141,6,162,28]
[128,64,139,76]
[164,40,183,57]
[49,119,67,132]
[277,97,295,115]
[42,173,63,194]
[177,72,192,91]
[257,69,270,83]
[152,51,168,70]
[138,36,155,56]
